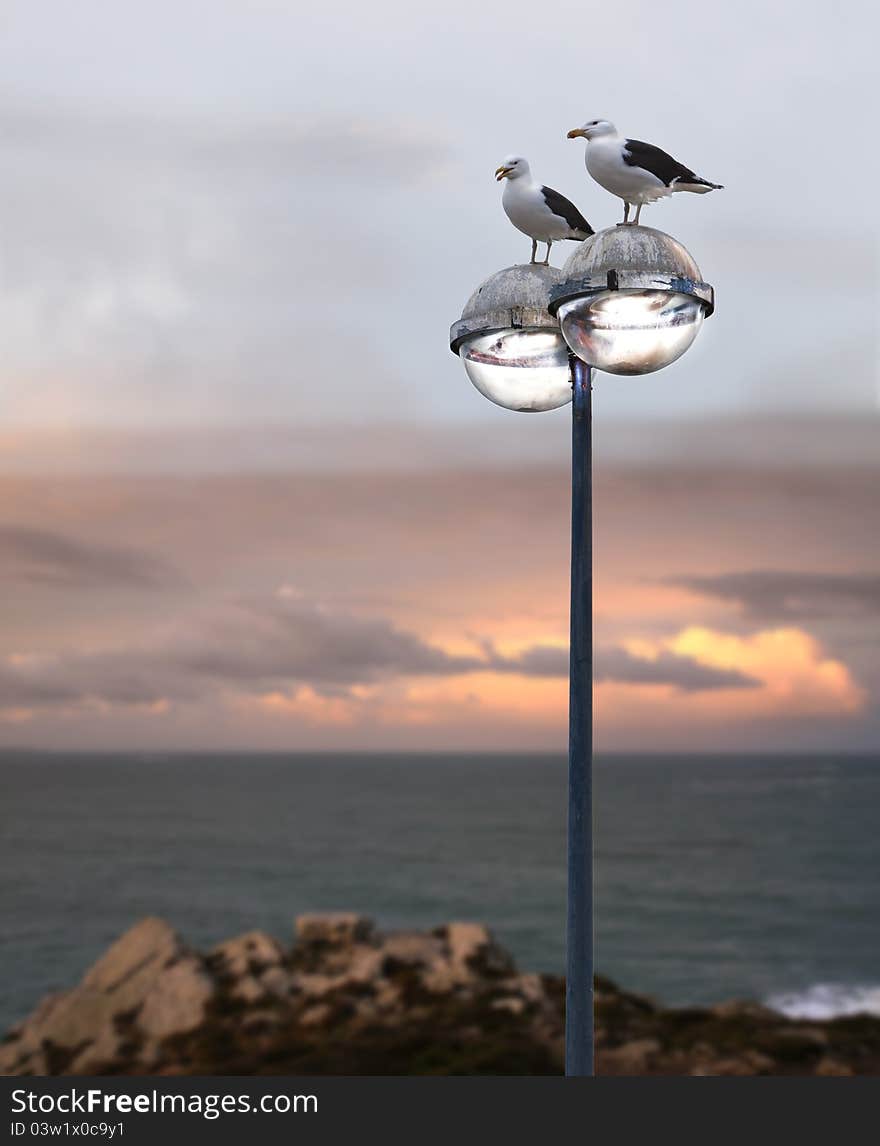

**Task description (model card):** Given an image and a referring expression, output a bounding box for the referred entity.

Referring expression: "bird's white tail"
[674,178,723,194]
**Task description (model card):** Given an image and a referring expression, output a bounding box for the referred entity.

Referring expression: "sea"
[2,752,879,1034]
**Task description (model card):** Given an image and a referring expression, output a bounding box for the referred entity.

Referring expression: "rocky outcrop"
[3,915,880,1076]
[0,917,214,1075]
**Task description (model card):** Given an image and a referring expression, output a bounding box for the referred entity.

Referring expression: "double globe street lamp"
[449,224,715,1077]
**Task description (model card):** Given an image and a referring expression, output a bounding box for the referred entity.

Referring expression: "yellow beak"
[567,128,587,139]
[495,166,511,181]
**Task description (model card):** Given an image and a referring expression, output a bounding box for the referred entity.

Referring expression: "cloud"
[663,626,865,717]
[0,596,479,714]
[0,102,450,431]
[0,588,758,720]
[168,596,483,688]
[0,526,183,589]
[671,570,880,622]
[1,448,877,748]
[587,623,868,753]
[0,105,450,182]
[483,640,756,691]
[1,0,878,438]
[596,646,757,691]
[0,652,179,710]
[3,415,880,476]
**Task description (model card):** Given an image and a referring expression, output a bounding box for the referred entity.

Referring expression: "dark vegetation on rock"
[3,915,878,1076]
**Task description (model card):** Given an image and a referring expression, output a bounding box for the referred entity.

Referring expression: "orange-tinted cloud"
[596,625,865,736]
[241,622,863,742]
[667,626,865,716]
[258,672,568,734]
[1,450,878,751]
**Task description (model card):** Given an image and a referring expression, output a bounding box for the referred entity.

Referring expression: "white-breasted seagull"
[495,155,594,265]
[566,120,722,225]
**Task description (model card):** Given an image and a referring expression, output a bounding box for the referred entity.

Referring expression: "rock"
[688,1040,716,1064]
[214,933,292,1002]
[445,922,514,978]
[374,980,403,1011]
[420,959,461,995]
[0,1041,49,1075]
[491,997,526,1016]
[300,1004,332,1028]
[68,1024,124,1075]
[11,991,67,1042]
[240,1010,283,1035]
[212,931,284,978]
[0,920,191,1076]
[137,958,214,1042]
[23,988,118,1055]
[345,946,385,983]
[508,974,546,1006]
[703,1055,761,1076]
[711,1000,780,1021]
[230,975,266,1004]
[296,913,375,949]
[349,997,382,1024]
[760,1025,829,1059]
[792,1026,829,1048]
[383,932,444,968]
[5,992,72,1058]
[815,1056,854,1076]
[416,924,515,993]
[381,931,460,994]
[294,914,378,976]
[260,966,298,1000]
[601,1038,661,1074]
[83,918,183,1003]
[742,1050,776,1073]
[5,911,880,1077]
[687,1045,776,1076]
[293,973,340,999]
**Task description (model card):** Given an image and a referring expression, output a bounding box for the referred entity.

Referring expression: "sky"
[0,0,878,752]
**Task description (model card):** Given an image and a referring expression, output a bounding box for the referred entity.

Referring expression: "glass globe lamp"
[459,327,571,411]
[550,226,714,376]
[557,289,704,375]
[450,264,572,412]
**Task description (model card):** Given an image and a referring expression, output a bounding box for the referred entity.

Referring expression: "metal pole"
[566,355,594,1076]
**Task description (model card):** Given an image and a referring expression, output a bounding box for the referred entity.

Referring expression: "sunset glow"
[0,447,876,751]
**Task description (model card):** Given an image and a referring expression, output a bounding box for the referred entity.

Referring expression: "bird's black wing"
[540,185,594,236]
[622,138,701,186]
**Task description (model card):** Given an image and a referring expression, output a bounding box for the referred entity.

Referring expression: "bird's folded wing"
[622,139,699,186]
[540,185,594,235]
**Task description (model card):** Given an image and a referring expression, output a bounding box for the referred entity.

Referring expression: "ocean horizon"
[3,750,879,1034]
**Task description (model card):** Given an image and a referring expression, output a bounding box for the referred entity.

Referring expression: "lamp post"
[449,223,715,1077]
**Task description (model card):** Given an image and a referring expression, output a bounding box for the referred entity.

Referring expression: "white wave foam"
[767,983,880,1020]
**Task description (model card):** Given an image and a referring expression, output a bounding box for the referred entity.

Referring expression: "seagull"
[566,121,722,225]
[495,156,594,265]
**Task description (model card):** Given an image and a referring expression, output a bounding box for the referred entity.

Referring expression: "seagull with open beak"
[495,155,594,265]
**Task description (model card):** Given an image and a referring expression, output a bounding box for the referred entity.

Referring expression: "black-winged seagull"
[566,121,722,225]
[495,156,594,265]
